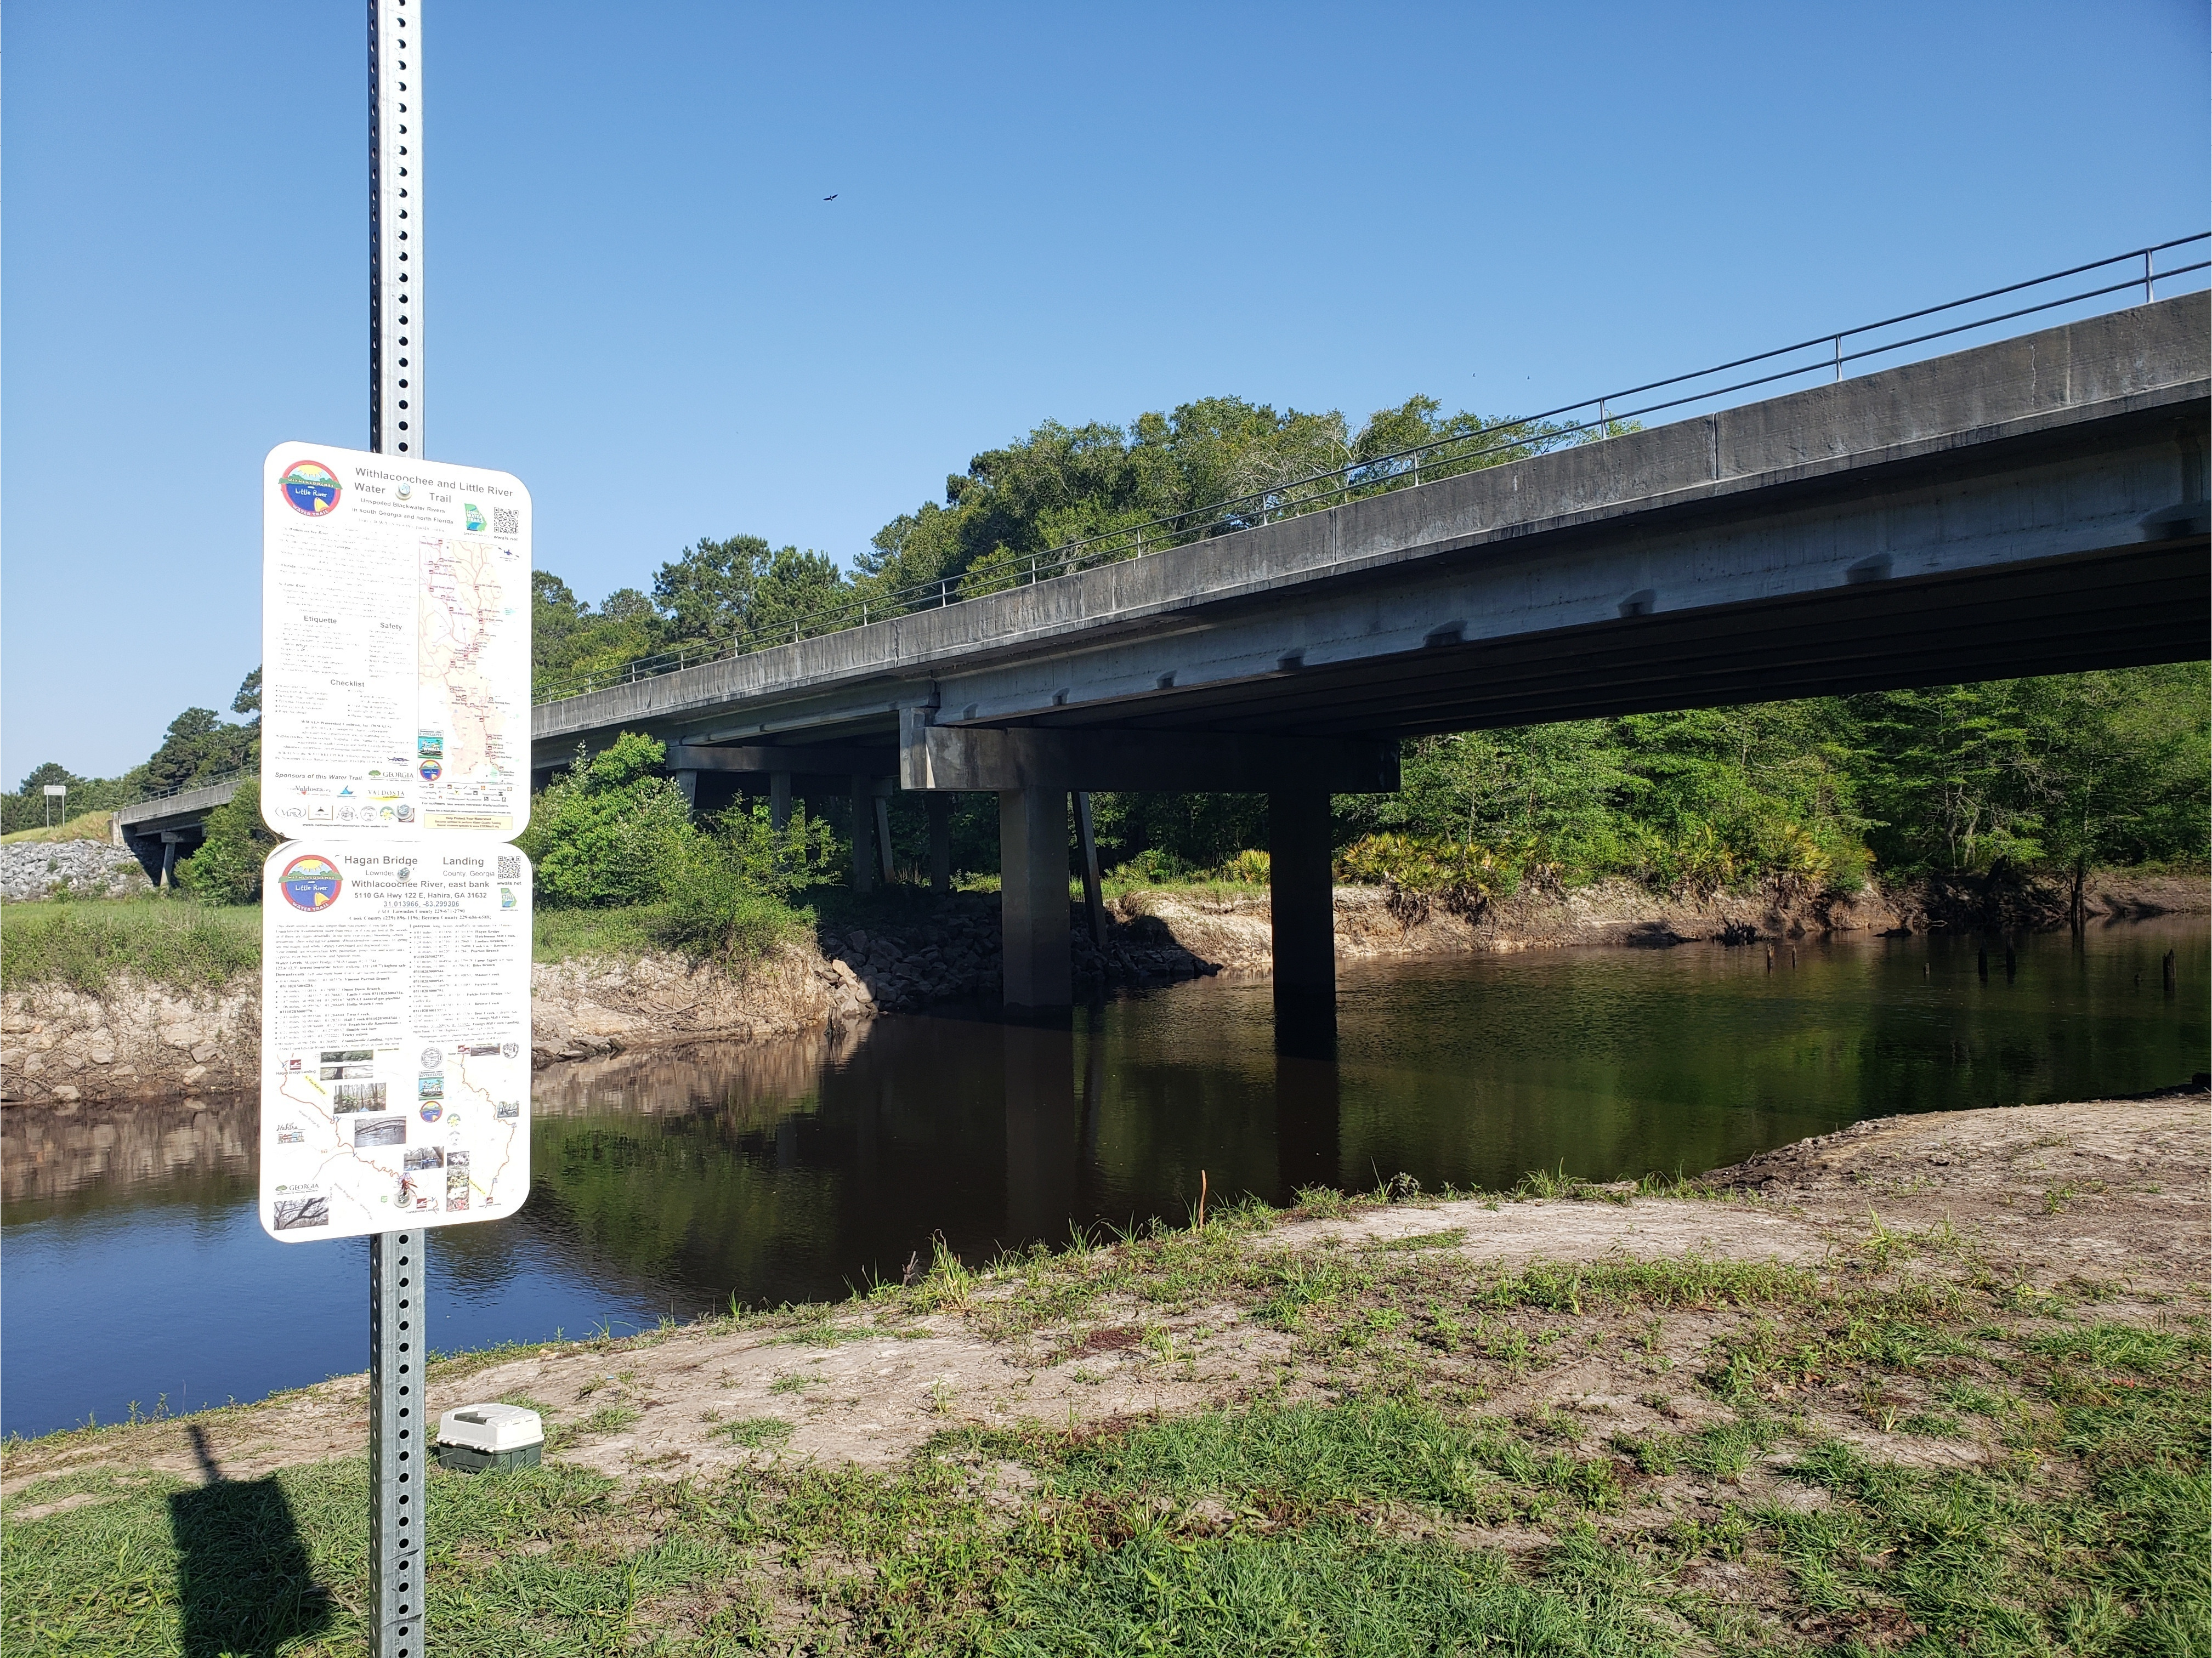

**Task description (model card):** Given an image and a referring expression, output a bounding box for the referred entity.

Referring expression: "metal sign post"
[42,783,65,828]
[370,0,421,462]
[370,1229,423,1657]
[370,6,421,1654]
[256,12,531,1654]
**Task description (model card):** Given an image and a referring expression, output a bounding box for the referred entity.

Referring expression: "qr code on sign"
[494,507,520,536]
[498,856,521,879]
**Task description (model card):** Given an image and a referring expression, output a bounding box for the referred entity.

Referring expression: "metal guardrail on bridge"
[534,235,2211,707]
[112,768,250,815]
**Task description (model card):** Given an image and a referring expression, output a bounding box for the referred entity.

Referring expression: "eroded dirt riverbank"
[5,867,2198,1104]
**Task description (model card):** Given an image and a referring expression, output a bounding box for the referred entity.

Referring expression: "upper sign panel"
[262,441,532,838]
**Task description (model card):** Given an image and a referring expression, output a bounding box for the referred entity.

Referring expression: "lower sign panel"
[259,838,532,1241]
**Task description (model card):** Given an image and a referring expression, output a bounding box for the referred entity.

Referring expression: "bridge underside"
[529,296,2210,1026]
[1019,537,2209,741]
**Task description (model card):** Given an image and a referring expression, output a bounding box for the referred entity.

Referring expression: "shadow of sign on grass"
[167,1426,332,1658]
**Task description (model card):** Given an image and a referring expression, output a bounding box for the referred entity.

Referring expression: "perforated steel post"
[369,5,425,1655]
[370,0,422,458]
[369,1230,424,1657]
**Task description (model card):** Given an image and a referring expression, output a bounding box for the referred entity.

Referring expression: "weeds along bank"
[4,863,2204,1105]
[4,1091,2205,1653]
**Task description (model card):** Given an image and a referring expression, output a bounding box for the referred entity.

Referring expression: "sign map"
[262,441,531,838]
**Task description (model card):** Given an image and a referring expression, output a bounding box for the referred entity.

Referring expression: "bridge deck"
[533,294,2209,771]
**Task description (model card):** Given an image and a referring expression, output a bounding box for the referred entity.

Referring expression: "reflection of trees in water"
[15,919,2198,1318]
[1,1093,254,1218]
[1328,920,2210,1190]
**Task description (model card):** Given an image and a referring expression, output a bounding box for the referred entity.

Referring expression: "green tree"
[175,779,277,905]
[652,536,850,649]
[515,734,696,908]
[143,706,257,793]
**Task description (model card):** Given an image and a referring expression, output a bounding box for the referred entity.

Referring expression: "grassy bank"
[0,900,260,993]
[0,810,120,845]
[1,896,815,992]
[6,1101,2206,1656]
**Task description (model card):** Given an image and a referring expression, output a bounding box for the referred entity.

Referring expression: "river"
[3,917,2202,1438]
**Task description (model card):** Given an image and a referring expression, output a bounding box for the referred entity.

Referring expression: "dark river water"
[4,918,2203,1438]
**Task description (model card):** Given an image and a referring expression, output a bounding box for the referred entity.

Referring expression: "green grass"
[4,1174,2207,1654]
[0,899,260,993]
[0,894,804,985]
[0,809,122,845]
[12,1340,2200,1655]
[529,903,665,964]
[713,1415,795,1450]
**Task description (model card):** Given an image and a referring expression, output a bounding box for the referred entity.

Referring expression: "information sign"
[261,441,532,839]
[259,838,533,1241]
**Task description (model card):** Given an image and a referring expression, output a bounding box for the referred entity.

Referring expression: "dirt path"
[6,1090,2204,1517]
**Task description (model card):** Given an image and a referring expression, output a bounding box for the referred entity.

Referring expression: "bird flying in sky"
[823,194,838,201]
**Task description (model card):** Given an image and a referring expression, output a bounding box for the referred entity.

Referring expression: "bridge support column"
[927,794,954,895]
[769,771,792,832]
[849,776,876,893]
[999,788,1071,1010]
[159,833,183,892]
[1268,792,1336,1053]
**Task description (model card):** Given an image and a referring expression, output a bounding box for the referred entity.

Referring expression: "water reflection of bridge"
[527,1014,1342,1303]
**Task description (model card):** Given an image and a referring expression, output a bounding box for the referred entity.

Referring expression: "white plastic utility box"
[435,1403,545,1472]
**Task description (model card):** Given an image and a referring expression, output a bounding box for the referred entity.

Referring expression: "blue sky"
[5,1,2207,780]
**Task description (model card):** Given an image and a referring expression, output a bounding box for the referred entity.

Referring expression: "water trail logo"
[463,502,486,531]
[279,854,342,911]
[419,759,443,782]
[279,459,341,516]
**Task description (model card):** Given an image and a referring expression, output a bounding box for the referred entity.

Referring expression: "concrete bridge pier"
[927,794,954,895]
[769,771,792,831]
[999,787,1073,1012]
[849,775,877,893]
[1268,791,1337,1054]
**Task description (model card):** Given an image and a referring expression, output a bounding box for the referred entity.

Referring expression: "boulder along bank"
[3,870,2198,1105]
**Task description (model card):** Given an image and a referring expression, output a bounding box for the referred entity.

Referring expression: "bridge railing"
[535,234,2210,708]
[114,768,250,816]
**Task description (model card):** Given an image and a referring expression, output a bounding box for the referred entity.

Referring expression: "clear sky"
[5,1,2207,780]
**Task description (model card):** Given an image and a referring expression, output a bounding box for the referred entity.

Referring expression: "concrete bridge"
[532,295,2210,1026]
[116,778,243,887]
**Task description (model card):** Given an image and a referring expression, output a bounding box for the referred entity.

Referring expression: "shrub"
[517,735,696,908]
[1335,832,1517,927]
[1212,849,1271,885]
[653,800,829,962]
[653,848,812,963]
[175,779,277,905]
